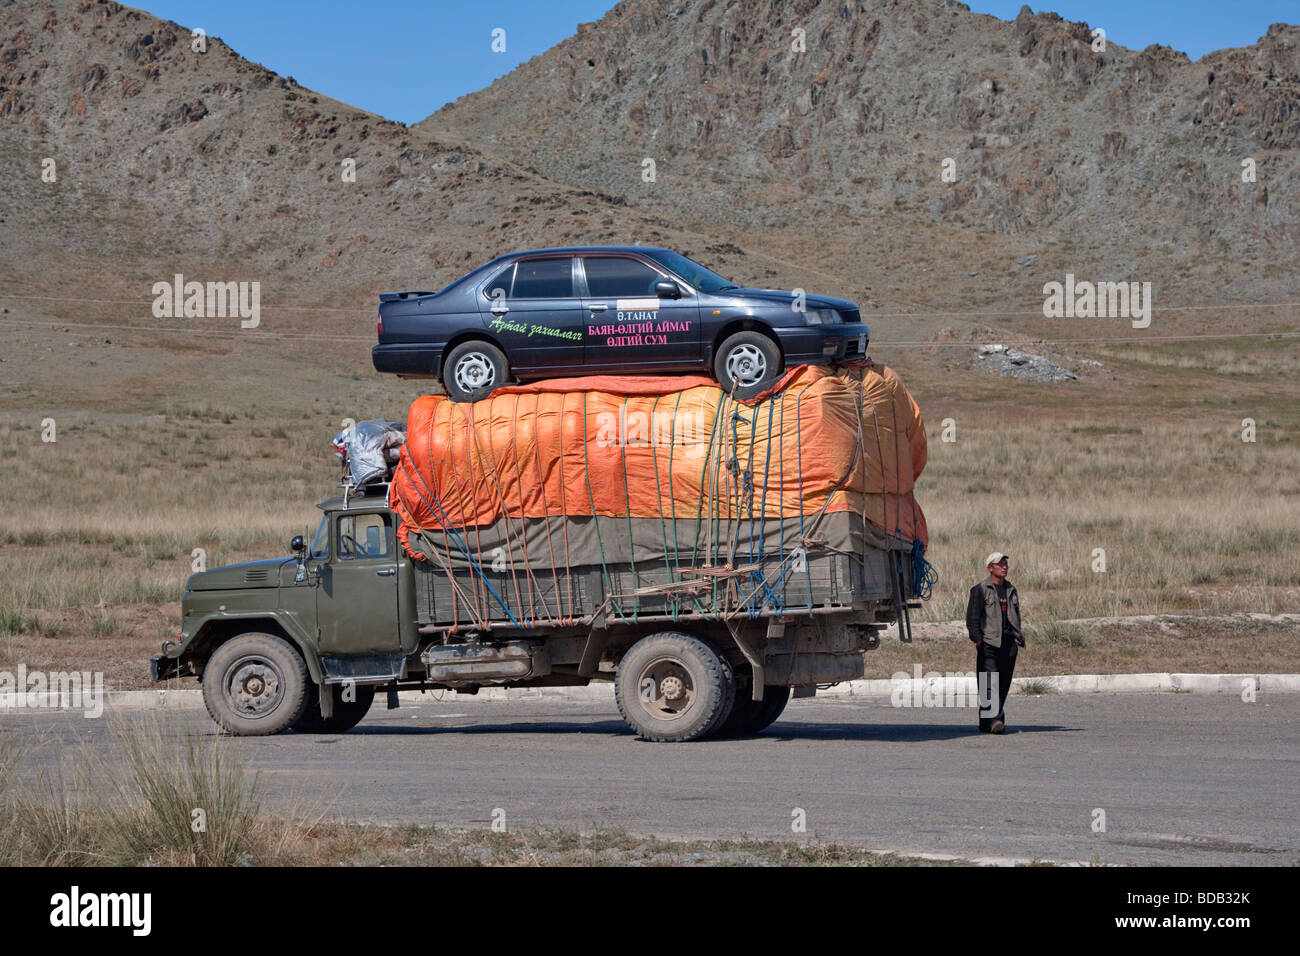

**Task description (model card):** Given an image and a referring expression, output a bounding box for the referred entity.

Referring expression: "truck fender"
[184,611,324,684]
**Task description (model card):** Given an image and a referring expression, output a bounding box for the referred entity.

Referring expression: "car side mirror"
[654,280,682,299]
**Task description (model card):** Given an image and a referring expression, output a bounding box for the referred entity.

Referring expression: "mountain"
[1,0,1295,358]
[422,0,1299,314]
[0,0,715,329]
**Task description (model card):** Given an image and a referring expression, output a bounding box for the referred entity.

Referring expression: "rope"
[912,539,938,600]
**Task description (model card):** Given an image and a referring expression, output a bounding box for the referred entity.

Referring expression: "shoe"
[990,719,1005,734]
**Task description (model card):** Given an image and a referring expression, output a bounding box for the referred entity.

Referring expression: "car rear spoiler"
[379,291,433,302]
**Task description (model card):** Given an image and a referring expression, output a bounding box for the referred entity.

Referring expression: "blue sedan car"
[372,246,868,401]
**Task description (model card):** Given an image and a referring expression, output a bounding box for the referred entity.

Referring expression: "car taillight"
[377,312,383,337]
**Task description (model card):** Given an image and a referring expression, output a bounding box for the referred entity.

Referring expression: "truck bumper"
[151,654,182,681]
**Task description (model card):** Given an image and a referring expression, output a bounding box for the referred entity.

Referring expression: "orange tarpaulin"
[390,364,927,559]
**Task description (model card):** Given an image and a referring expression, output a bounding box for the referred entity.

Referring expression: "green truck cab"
[153,490,417,735]
[153,486,920,742]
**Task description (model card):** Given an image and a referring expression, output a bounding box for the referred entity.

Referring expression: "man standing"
[966,552,1025,734]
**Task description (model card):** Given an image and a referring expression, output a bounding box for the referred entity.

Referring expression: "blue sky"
[136,0,1297,125]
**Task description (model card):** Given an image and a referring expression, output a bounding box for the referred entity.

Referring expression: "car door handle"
[588,303,607,313]
[376,568,396,576]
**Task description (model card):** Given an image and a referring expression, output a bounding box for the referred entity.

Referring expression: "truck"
[152,363,930,742]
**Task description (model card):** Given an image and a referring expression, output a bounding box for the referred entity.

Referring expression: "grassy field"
[2,320,1299,687]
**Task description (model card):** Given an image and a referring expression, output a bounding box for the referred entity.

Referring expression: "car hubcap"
[725,344,767,387]
[636,658,696,721]
[454,353,496,393]
[228,658,282,715]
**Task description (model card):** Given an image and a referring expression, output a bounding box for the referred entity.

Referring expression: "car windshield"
[639,250,737,293]
[310,515,329,559]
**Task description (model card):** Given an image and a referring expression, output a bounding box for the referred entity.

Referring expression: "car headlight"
[805,308,840,326]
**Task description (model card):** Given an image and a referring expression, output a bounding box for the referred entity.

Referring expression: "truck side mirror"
[291,534,309,583]
[654,280,682,299]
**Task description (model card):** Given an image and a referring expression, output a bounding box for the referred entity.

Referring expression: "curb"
[1,673,1296,713]
[821,673,1300,697]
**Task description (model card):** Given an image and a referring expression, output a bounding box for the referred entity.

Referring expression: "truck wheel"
[292,683,376,734]
[615,632,735,742]
[717,684,791,737]
[443,340,508,403]
[714,331,781,399]
[201,633,310,736]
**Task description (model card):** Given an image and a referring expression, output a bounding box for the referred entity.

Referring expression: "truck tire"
[714,330,782,399]
[292,683,376,734]
[717,685,791,737]
[615,632,735,742]
[442,340,508,403]
[201,632,310,736]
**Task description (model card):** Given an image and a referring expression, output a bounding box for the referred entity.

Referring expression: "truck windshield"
[310,516,329,559]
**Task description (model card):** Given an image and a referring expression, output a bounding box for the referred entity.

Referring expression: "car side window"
[509,258,574,299]
[583,256,664,297]
[336,513,392,561]
[483,264,514,301]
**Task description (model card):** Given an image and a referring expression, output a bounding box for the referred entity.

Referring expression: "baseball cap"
[984,552,1009,567]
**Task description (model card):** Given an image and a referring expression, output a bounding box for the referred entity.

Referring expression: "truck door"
[317,511,402,656]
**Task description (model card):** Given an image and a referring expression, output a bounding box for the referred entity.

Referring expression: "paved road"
[6,693,1297,865]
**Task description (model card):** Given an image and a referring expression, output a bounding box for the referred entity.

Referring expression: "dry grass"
[869,614,1300,679]
[2,325,1298,687]
[918,418,1300,622]
[0,715,321,866]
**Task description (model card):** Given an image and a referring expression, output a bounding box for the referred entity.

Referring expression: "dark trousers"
[976,641,1016,729]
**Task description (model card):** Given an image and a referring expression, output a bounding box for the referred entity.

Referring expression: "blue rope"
[397,457,523,628]
[911,539,938,600]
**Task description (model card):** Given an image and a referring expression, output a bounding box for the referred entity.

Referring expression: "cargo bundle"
[332,419,406,487]
[389,363,930,633]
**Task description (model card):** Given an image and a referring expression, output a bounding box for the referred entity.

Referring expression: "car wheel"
[714,331,782,399]
[201,632,310,736]
[442,340,509,402]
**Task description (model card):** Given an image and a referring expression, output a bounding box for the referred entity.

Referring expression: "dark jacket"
[966,575,1024,650]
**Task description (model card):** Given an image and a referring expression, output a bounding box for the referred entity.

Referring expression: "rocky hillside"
[0,0,1294,353]
[0,0,715,327]
[423,0,1298,305]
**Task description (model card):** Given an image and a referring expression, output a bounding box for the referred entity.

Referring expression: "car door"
[579,254,701,372]
[316,511,402,656]
[481,256,584,374]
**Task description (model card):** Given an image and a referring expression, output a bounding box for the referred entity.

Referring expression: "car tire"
[442,340,509,403]
[201,632,310,736]
[714,331,782,399]
[716,684,791,737]
[614,632,735,742]
[292,683,376,734]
